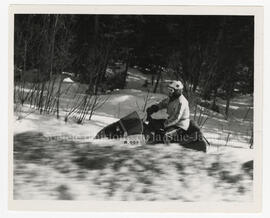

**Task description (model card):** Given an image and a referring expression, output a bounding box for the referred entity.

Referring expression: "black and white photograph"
[9,5,263,212]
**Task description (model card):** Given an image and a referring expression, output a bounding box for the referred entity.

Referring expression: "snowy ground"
[13,68,254,201]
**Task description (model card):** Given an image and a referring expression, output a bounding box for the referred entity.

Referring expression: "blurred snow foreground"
[13,88,254,202]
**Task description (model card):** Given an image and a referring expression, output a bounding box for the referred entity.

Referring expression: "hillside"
[13,68,254,201]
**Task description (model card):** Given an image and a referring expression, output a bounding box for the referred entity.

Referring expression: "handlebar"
[145,112,153,122]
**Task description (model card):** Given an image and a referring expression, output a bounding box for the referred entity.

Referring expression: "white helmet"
[168,80,184,91]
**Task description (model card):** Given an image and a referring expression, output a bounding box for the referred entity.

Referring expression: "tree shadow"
[14,131,253,201]
[218,170,243,184]
[55,184,73,200]
[14,131,52,163]
[242,160,253,179]
[205,159,252,196]
[72,146,114,170]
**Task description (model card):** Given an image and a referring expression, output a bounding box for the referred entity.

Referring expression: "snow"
[13,68,254,202]
[63,77,74,83]
[14,111,118,141]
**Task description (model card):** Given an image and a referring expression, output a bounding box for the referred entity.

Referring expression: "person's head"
[168,80,183,98]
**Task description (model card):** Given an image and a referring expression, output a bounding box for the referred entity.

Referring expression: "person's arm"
[156,98,169,110]
[146,98,168,114]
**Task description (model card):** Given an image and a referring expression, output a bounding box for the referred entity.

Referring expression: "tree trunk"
[159,72,164,93]
[56,76,63,119]
[89,95,98,120]
[88,15,100,92]
[225,95,230,119]
[225,81,233,119]
[94,15,99,41]
[192,73,200,92]
[123,50,131,88]
[224,67,235,120]
[153,69,161,93]
[192,57,203,92]
[23,39,27,73]
[213,87,217,106]
[49,15,59,79]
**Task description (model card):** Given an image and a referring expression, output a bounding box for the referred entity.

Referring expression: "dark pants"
[147,118,188,134]
[145,118,184,143]
[145,118,207,152]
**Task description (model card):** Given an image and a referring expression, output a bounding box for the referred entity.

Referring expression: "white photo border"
[8,4,263,213]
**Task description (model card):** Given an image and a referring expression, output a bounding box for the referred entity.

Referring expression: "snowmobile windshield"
[94,111,143,139]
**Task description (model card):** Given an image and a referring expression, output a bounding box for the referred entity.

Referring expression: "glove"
[146,105,159,115]
[164,120,170,128]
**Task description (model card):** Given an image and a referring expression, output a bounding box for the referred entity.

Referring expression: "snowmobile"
[94,111,209,152]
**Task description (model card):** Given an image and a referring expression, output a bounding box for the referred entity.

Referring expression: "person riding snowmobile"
[146,80,190,142]
[94,80,207,151]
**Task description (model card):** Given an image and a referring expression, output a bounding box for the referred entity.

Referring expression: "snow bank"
[63,77,74,83]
